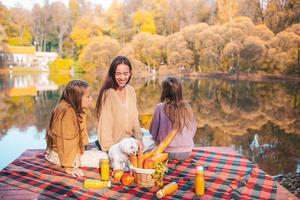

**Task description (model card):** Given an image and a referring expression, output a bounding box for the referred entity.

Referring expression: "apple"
[113,169,124,181]
[121,173,134,186]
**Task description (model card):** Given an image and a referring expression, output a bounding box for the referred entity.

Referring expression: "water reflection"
[0,73,299,175]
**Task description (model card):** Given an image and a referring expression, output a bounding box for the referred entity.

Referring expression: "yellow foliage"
[216,0,239,24]
[49,72,72,86]
[4,45,35,54]
[7,28,32,46]
[133,10,156,34]
[70,15,103,50]
[79,37,120,71]
[49,58,74,72]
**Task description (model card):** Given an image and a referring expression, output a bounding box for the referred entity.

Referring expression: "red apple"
[121,173,134,186]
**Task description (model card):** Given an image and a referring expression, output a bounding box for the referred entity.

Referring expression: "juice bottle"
[83,179,111,189]
[156,182,178,198]
[195,166,205,195]
[101,159,110,181]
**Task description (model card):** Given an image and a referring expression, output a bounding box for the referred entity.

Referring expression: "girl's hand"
[138,140,144,151]
[65,168,84,178]
[73,154,81,170]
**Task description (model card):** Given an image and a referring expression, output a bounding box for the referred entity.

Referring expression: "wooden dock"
[0,147,298,199]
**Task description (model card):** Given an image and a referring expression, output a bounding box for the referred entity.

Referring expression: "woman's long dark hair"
[46,80,89,154]
[95,56,132,118]
[160,76,195,134]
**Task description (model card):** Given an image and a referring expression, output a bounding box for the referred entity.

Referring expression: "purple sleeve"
[149,105,160,142]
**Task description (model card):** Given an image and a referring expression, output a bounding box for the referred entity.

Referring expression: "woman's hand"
[73,154,81,170]
[138,140,144,152]
[65,168,84,178]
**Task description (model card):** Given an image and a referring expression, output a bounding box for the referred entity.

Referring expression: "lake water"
[0,72,299,176]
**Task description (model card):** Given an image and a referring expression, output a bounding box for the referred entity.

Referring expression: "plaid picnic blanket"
[0,149,277,200]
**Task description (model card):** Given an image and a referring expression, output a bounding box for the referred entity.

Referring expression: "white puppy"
[108,137,139,170]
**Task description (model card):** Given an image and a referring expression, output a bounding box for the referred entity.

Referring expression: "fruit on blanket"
[130,155,138,167]
[150,153,168,163]
[152,162,167,187]
[143,158,154,169]
[137,150,144,168]
[151,129,177,154]
[113,169,124,181]
[121,173,134,186]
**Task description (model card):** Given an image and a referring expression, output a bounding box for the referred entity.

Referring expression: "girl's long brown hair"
[160,76,195,134]
[46,80,89,154]
[95,56,132,118]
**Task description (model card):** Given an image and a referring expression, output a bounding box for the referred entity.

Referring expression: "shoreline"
[1,67,300,82]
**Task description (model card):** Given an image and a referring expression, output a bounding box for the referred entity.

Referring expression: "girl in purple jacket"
[149,76,196,160]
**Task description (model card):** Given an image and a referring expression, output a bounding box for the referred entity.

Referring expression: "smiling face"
[114,64,131,89]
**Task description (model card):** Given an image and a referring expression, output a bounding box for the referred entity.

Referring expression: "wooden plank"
[0,182,51,199]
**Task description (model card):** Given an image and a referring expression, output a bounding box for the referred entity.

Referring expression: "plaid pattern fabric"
[0,149,277,200]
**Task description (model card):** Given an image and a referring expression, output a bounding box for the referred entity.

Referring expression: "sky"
[1,0,113,10]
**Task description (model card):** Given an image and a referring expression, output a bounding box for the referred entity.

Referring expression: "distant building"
[0,45,58,71]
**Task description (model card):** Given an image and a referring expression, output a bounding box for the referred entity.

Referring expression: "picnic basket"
[130,165,156,187]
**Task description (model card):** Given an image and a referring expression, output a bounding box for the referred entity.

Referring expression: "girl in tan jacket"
[46,80,107,177]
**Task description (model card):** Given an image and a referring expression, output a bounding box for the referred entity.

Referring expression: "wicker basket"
[130,165,156,187]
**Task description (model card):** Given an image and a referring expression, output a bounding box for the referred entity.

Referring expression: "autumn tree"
[105,0,126,38]
[195,26,226,71]
[0,25,6,50]
[181,23,209,69]
[79,37,120,72]
[49,2,71,57]
[253,24,274,41]
[237,0,263,24]
[267,30,300,73]
[32,3,51,51]
[70,15,103,54]
[215,0,239,24]
[133,10,156,34]
[118,45,146,74]
[7,6,32,46]
[240,36,266,72]
[166,33,193,71]
[131,32,165,70]
[264,0,300,33]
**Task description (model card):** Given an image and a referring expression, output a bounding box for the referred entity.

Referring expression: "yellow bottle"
[195,166,205,195]
[156,182,178,198]
[101,159,110,181]
[83,179,111,189]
